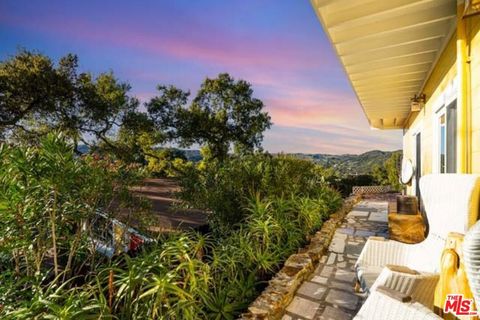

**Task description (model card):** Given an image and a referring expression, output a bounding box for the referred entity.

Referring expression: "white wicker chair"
[354,286,442,320]
[355,174,480,310]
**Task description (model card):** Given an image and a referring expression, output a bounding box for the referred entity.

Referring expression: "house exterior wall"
[470,16,480,173]
[403,36,457,195]
[403,14,480,195]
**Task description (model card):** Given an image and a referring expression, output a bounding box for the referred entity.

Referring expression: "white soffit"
[311,0,457,129]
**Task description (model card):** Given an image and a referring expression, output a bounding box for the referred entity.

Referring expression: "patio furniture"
[355,174,480,309]
[355,231,475,319]
[354,286,442,320]
[433,232,474,316]
[464,219,480,310]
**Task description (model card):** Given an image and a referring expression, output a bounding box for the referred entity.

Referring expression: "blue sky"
[0,0,402,154]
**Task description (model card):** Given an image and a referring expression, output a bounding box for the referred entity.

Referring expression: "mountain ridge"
[180,149,401,176]
[78,145,400,176]
[287,150,401,176]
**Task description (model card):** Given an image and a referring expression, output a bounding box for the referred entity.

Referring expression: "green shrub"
[0,133,147,313]
[0,138,342,319]
[371,151,402,192]
[331,174,376,196]
[146,148,192,178]
[177,153,339,232]
[1,191,341,319]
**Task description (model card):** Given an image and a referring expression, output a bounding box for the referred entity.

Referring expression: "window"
[446,101,457,173]
[415,132,422,197]
[439,114,446,173]
[436,100,456,173]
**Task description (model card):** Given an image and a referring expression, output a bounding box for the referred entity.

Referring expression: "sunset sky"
[0,0,402,154]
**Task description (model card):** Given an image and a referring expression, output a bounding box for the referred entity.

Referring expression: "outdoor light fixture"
[464,0,480,18]
[410,93,426,112]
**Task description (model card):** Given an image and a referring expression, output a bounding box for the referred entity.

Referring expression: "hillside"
[290,150,401,176]
[78,145,399,177]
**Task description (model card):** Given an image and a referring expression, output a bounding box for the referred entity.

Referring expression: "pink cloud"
[0,3,403,154]
[263,125,402,154]
[0,12,333,73]
[262,86,366,130]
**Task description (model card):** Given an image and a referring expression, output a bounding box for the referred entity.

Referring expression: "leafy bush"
[331,174,377,196]
[146,148,192,178]
[0,133,146,310]
[372,151,402,191]
[2,191,339,319]
[0,138,342,319]
[177,153,340,232]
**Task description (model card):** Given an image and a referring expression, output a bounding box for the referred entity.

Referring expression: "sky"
[0,0,402,154]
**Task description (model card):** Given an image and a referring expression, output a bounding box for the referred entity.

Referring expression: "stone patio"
[283,200,389,320]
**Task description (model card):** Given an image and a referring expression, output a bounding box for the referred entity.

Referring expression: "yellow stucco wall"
[403,15,480,195]
[403,35,457,195]
[470,16,480,173]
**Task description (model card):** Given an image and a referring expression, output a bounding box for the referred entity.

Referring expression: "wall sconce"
[464,0,480,18]
[411,94,426,112]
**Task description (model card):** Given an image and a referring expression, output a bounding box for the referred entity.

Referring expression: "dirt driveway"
[129,178,208,233]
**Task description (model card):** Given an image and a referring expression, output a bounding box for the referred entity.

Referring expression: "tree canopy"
[0,50,136,149]
[372,150,402,191]
[172,73,272,160]
[1,51,271,162]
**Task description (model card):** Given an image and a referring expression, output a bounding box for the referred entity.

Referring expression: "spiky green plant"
[1,138,343,319]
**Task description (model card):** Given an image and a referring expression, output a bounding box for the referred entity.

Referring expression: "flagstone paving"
[283,200,389,320]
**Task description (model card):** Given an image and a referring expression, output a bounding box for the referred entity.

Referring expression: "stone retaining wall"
[352,185,392,195]
[239,194,361,320]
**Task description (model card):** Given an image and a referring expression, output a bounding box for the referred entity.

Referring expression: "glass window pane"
[439,114,446,173]
[446,101,457,173]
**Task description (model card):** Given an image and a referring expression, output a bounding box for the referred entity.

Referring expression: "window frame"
[432,78,457,174]
[435,109,447,173]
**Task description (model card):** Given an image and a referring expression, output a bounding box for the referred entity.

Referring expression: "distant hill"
[180,150,399,176]
[289,150,401,176]
[77,144,399,177]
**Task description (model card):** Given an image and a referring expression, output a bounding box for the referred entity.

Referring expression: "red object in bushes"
[129,233,144,252]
